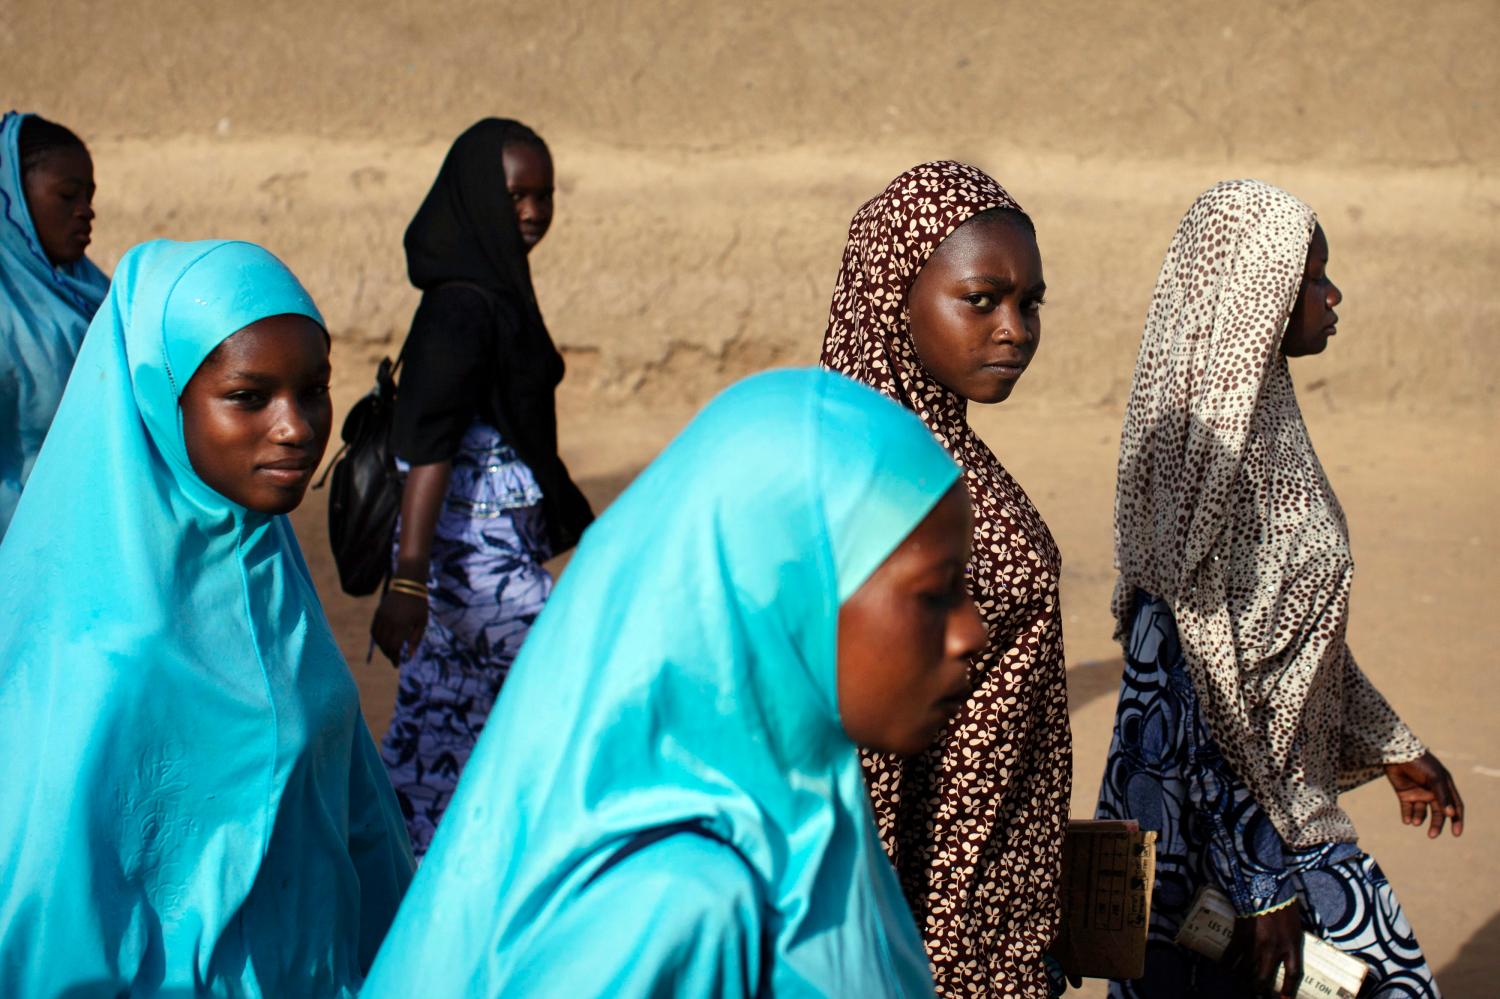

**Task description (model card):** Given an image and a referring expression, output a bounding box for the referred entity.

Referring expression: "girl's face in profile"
[180,314,332,515]
[502,142,555,252]
[836,484,986,756]
[23,144,95,267]
[1281,224,1342,357]
[906,213,1046,405]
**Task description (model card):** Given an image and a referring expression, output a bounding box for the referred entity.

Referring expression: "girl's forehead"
[28,144,92,178]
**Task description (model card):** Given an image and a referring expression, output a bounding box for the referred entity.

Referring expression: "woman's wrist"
[392,556,430,581]
[388,577,429,599]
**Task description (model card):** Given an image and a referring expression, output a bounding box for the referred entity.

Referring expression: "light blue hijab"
[364,367,959,997]
[0,239,413,997]
[0,110,110,538]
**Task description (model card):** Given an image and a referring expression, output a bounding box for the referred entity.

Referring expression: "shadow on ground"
[1067,657,1124,715]
[1435,908,1500,997]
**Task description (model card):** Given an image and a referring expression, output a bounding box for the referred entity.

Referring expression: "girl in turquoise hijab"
[0,110,110,537]
[364,367,986,997]
[0,239,413,996]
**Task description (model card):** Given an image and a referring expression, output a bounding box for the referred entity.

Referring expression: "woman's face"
[22,145,95,266]
[181,314,332,514]
[836,484,986,756]
[906,215,1045,404]
[502,142,555,252]
[1282,224,1342,357]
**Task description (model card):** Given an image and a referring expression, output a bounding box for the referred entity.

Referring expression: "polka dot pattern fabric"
[822,161,1071,998]
[1112,179,1425,849]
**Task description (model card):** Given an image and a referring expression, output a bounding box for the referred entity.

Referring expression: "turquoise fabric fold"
[0,239,413,997]
[364,367,959,997]
[0,110,110,537]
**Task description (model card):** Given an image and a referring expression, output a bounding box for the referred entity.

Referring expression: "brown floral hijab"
[823,161,1071,997]
[1114,179,1424,847]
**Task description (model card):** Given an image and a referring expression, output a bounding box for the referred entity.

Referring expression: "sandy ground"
[6,0,1499,993]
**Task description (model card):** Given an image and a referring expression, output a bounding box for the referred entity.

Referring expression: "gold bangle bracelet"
[388,579,428,598]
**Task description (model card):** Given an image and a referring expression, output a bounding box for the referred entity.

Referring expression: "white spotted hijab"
[1113,179,1424,848]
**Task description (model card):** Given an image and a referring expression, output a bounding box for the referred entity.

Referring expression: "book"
[1051,819,1157,980]
[1174,885,1370,999]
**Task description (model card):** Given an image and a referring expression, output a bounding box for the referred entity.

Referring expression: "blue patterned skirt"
[1095,592,1439,998]
[380,423,553,857]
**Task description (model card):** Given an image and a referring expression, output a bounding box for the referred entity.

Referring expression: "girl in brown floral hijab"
[822,161,1070,998]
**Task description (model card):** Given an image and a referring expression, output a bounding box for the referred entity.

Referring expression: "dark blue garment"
[1096,593,1438,998]
[381,422,553,857]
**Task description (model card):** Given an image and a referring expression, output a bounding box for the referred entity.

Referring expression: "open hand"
[371,587,428,665]
[1385,752,1464,838]
[1225,901,1303,997]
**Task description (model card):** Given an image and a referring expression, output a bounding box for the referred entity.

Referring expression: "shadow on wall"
[1435,908,1500,996]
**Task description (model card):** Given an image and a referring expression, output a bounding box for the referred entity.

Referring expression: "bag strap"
[315,281,493,490]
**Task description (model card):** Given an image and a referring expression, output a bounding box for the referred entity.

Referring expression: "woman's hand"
[1385,752,1465,838]
[373,459,452,667]
[372,586,429,665]
[1225,901,1303,997]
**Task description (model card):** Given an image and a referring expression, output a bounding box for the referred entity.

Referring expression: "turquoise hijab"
[0,110,110,537]
[0,240,413,996]
[364,368,959,997]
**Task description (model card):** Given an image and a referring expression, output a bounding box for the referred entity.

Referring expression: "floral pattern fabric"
[1099,593,1439,998]
[381,422,553,857]
[821,161,1071,998]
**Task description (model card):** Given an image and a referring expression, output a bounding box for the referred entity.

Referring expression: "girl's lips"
[935,687,971,715]
[256,465,314,486]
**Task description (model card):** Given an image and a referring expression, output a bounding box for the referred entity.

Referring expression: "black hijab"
[394,118,593,553]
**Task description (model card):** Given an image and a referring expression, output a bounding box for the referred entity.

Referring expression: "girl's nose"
[949,595,988,660]
[993,306,1032,345]
[270,403,314,445]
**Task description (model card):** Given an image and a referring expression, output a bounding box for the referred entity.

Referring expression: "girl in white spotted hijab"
[1097,179,1462,998]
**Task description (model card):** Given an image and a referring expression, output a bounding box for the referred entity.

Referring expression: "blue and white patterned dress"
[1096,592,1440,998]
[381,421,553,857]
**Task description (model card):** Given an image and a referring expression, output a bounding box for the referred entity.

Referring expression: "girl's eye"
[1025,297,1046,314]
[921,590,955,610]
[226,390,266,407]
[965,293,994,309]
[920,573,967,609]
[304,384,331,400]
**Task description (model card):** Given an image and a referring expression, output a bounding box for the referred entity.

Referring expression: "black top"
[391,118,593,553]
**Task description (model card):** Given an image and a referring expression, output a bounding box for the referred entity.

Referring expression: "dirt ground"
[6,0,1497,993]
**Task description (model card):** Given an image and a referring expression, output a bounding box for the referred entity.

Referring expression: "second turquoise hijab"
[365,367,960,997]
[0,110,110,537]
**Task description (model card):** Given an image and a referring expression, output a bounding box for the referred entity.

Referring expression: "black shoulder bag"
[316,351,404,596]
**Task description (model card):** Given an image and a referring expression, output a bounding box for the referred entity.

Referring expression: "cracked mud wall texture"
[4,0,1496,408]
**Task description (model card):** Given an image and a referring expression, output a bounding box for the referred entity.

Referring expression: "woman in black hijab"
[371,118,593,856]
